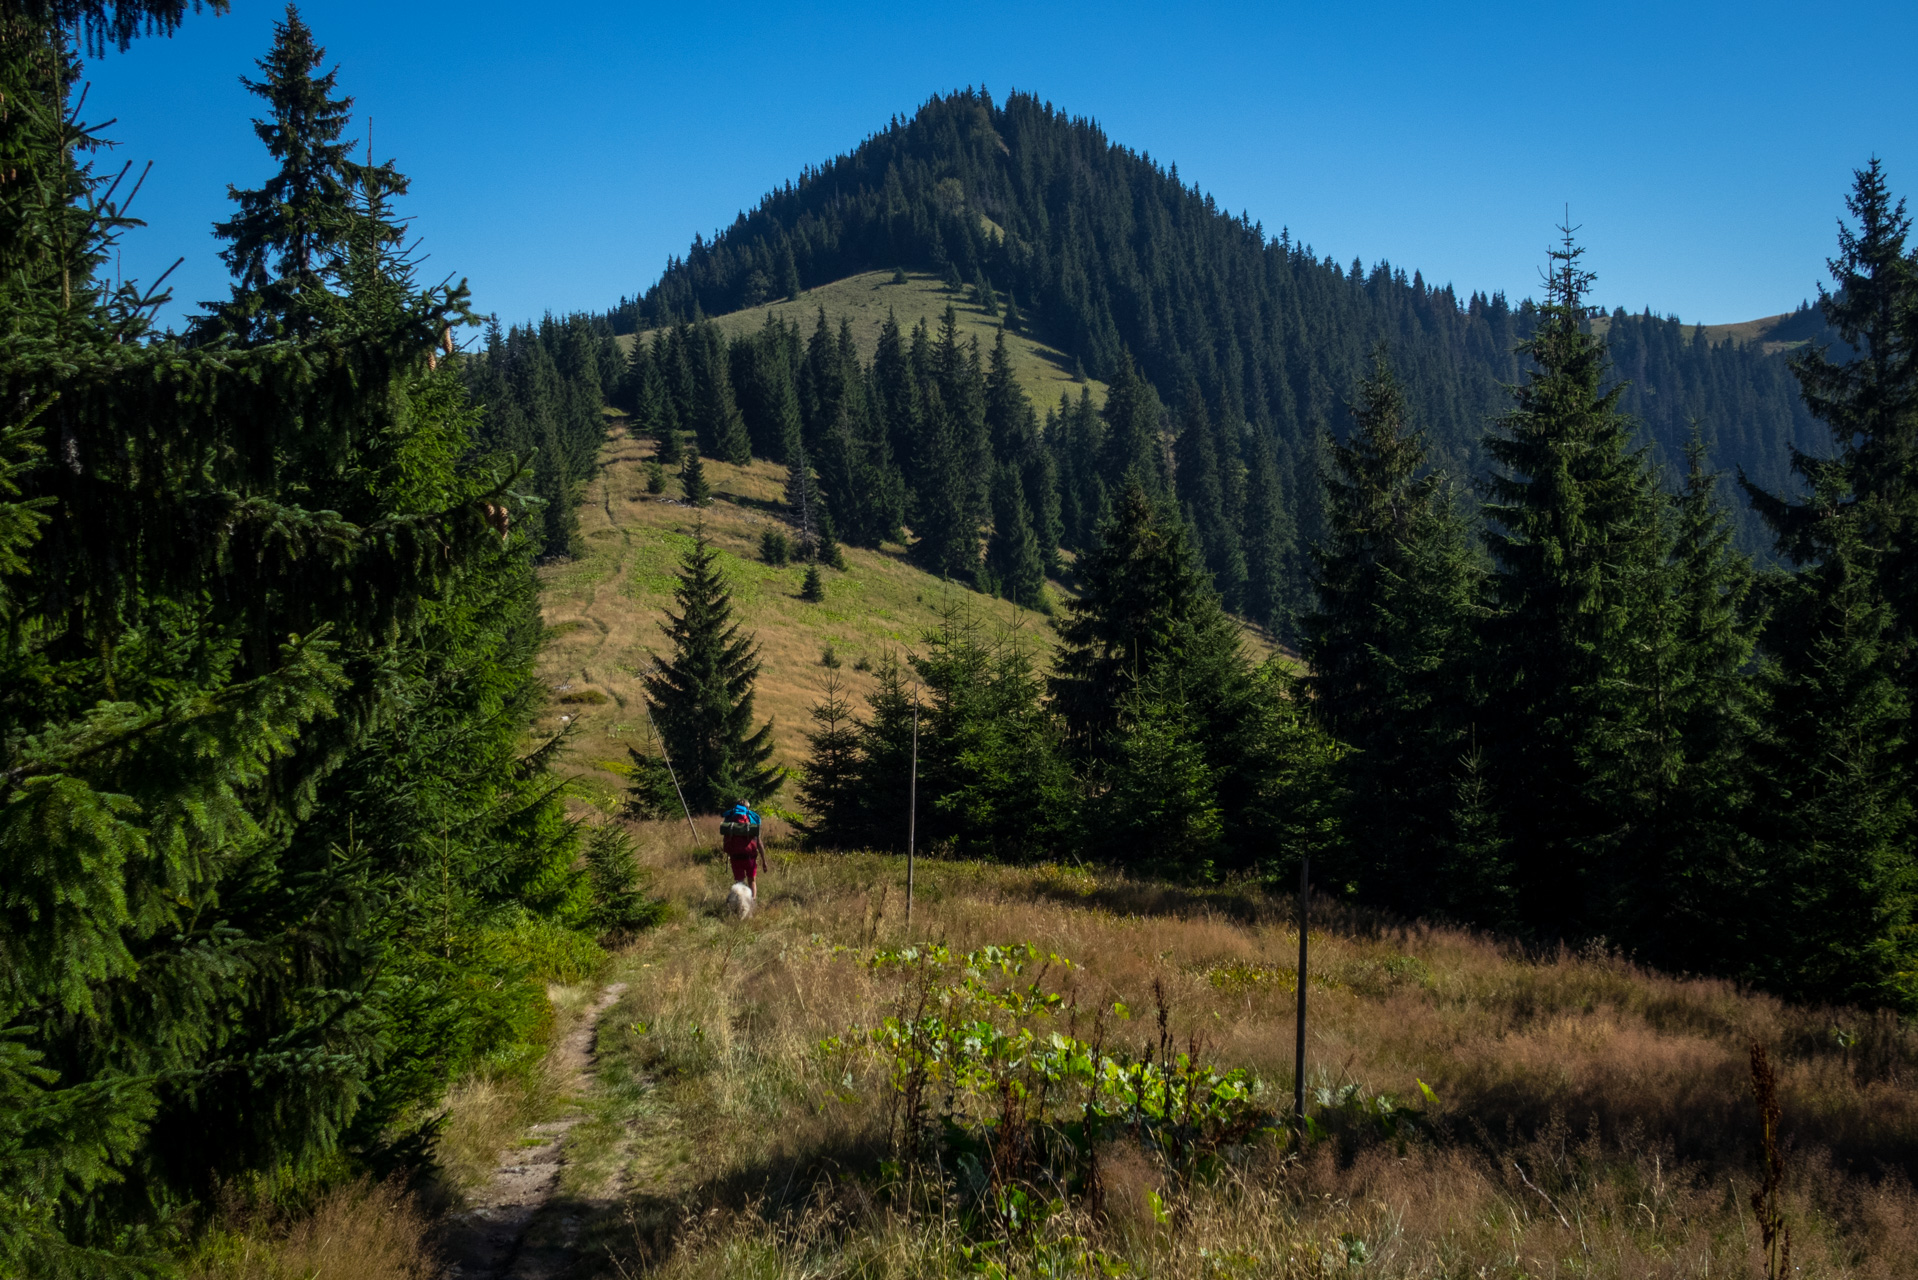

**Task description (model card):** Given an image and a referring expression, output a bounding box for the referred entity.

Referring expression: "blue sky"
[83,0,1916,332]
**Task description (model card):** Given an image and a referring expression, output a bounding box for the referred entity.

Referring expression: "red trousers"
[729,855,758,890]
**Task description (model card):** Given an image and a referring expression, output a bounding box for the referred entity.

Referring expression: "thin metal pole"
[1294,855,1309,1133]
[643,701,699,845]
[906,692,919,931]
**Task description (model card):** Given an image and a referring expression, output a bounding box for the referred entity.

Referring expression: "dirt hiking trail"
[440,982,628,1280]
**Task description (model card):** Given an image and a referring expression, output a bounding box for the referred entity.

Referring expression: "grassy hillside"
[534,421,1061,811]
[201,824,1918,1277]
[459,821,1918,1278]
[626,269,1108,414]
[1592,308,1825,356]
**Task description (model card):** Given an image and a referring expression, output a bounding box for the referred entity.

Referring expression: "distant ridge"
[1594,301,1839,357]
[612,88,1830,578]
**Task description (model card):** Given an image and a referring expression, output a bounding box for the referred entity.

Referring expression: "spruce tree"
[0,7,582,1261]
[984,328,1037,459]
[194,3,354,343]
[796,672,862,845]
[908,397,977,578]
[904,308,990,579]
[816,506,846,569]
[985,461,1046,609]
[693,319,751,464]
[529,347,585,556]
[1091,670,1225,872]
[1100,352,1167,496]
[871,310,920,484]
[642,340,684,464]
[1760,158,1918,649]
[974,267,999,316]
[815,399,901,550]
[1744,502,1912,1006]
[1636,427,1759,969]
[679,448,712,506]
[1051,484,1320,875]
[1174,377,1248,610]
[909,608,1071,858]
[1477,232,1667,939]
[735,313,803,461]
[1304,351,1482,916]
[778,240,801,299]
[1241,425,1294,633]
[636,524,780,812]
[1050,482,1242,757]
[760,524,791,566]
[1053,387,1110,551]
[936,306,993,511]
[1021,443,1065,577]
[617,324,651,414]
[1741,162,1918,1007]
[847,655,922,851]
[800,563,826,601]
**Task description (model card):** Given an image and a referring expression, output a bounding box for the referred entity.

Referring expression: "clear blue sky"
[81,0,1916,332]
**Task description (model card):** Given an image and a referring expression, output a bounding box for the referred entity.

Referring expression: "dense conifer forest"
[613,89,1834,615]
[773,177,1918,1014]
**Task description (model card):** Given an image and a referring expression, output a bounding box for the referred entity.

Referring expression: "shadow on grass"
[718,491,786,517]
[601,1129,893,1275]
[1025,875,1274,926]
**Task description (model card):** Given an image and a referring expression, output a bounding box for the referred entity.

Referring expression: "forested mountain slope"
[611,89,1831,589]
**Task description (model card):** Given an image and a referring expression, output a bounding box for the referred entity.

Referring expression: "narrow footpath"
[441,982,628,1280]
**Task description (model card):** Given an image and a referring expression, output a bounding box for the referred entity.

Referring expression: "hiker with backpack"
[720,800,764,897]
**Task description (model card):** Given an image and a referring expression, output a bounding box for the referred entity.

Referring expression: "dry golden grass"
[625,270,1108,415]
[186,1178,438,1280]
[428,980,600,1196]
[535,425,1059,810]
[567,821,1918,1278]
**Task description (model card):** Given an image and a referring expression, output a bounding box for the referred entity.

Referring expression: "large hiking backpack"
[720,807,760,856]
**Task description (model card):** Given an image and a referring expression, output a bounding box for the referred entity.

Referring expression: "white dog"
[725,881,756,919]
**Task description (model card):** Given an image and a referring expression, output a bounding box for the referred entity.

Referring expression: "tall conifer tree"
[796,673,862,845]
[1175,377,1248,610]
[1241,426,1294,632]
[985,461,1046,609]
[0,6,587,1262]
[1050,482,1240,757]
[872,309,920,482]
[194,4,352,342]
[692,320,750,464]
[633,524,780,813]
[909,393,978,578]
[1304,352,1483,915]
[1741,162,1918,1007]
[1476,233,1666,938]
[1099,352,1167,496]
[1634,428,1760,968]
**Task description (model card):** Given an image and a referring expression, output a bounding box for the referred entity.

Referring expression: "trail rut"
[441,982,628,1280]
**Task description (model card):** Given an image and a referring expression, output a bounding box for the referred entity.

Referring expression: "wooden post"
[1294,855,1309,1133]
[906,691,919,931]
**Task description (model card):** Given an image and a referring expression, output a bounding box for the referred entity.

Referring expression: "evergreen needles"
[629,522,781,815]
[0,8,637,1263]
